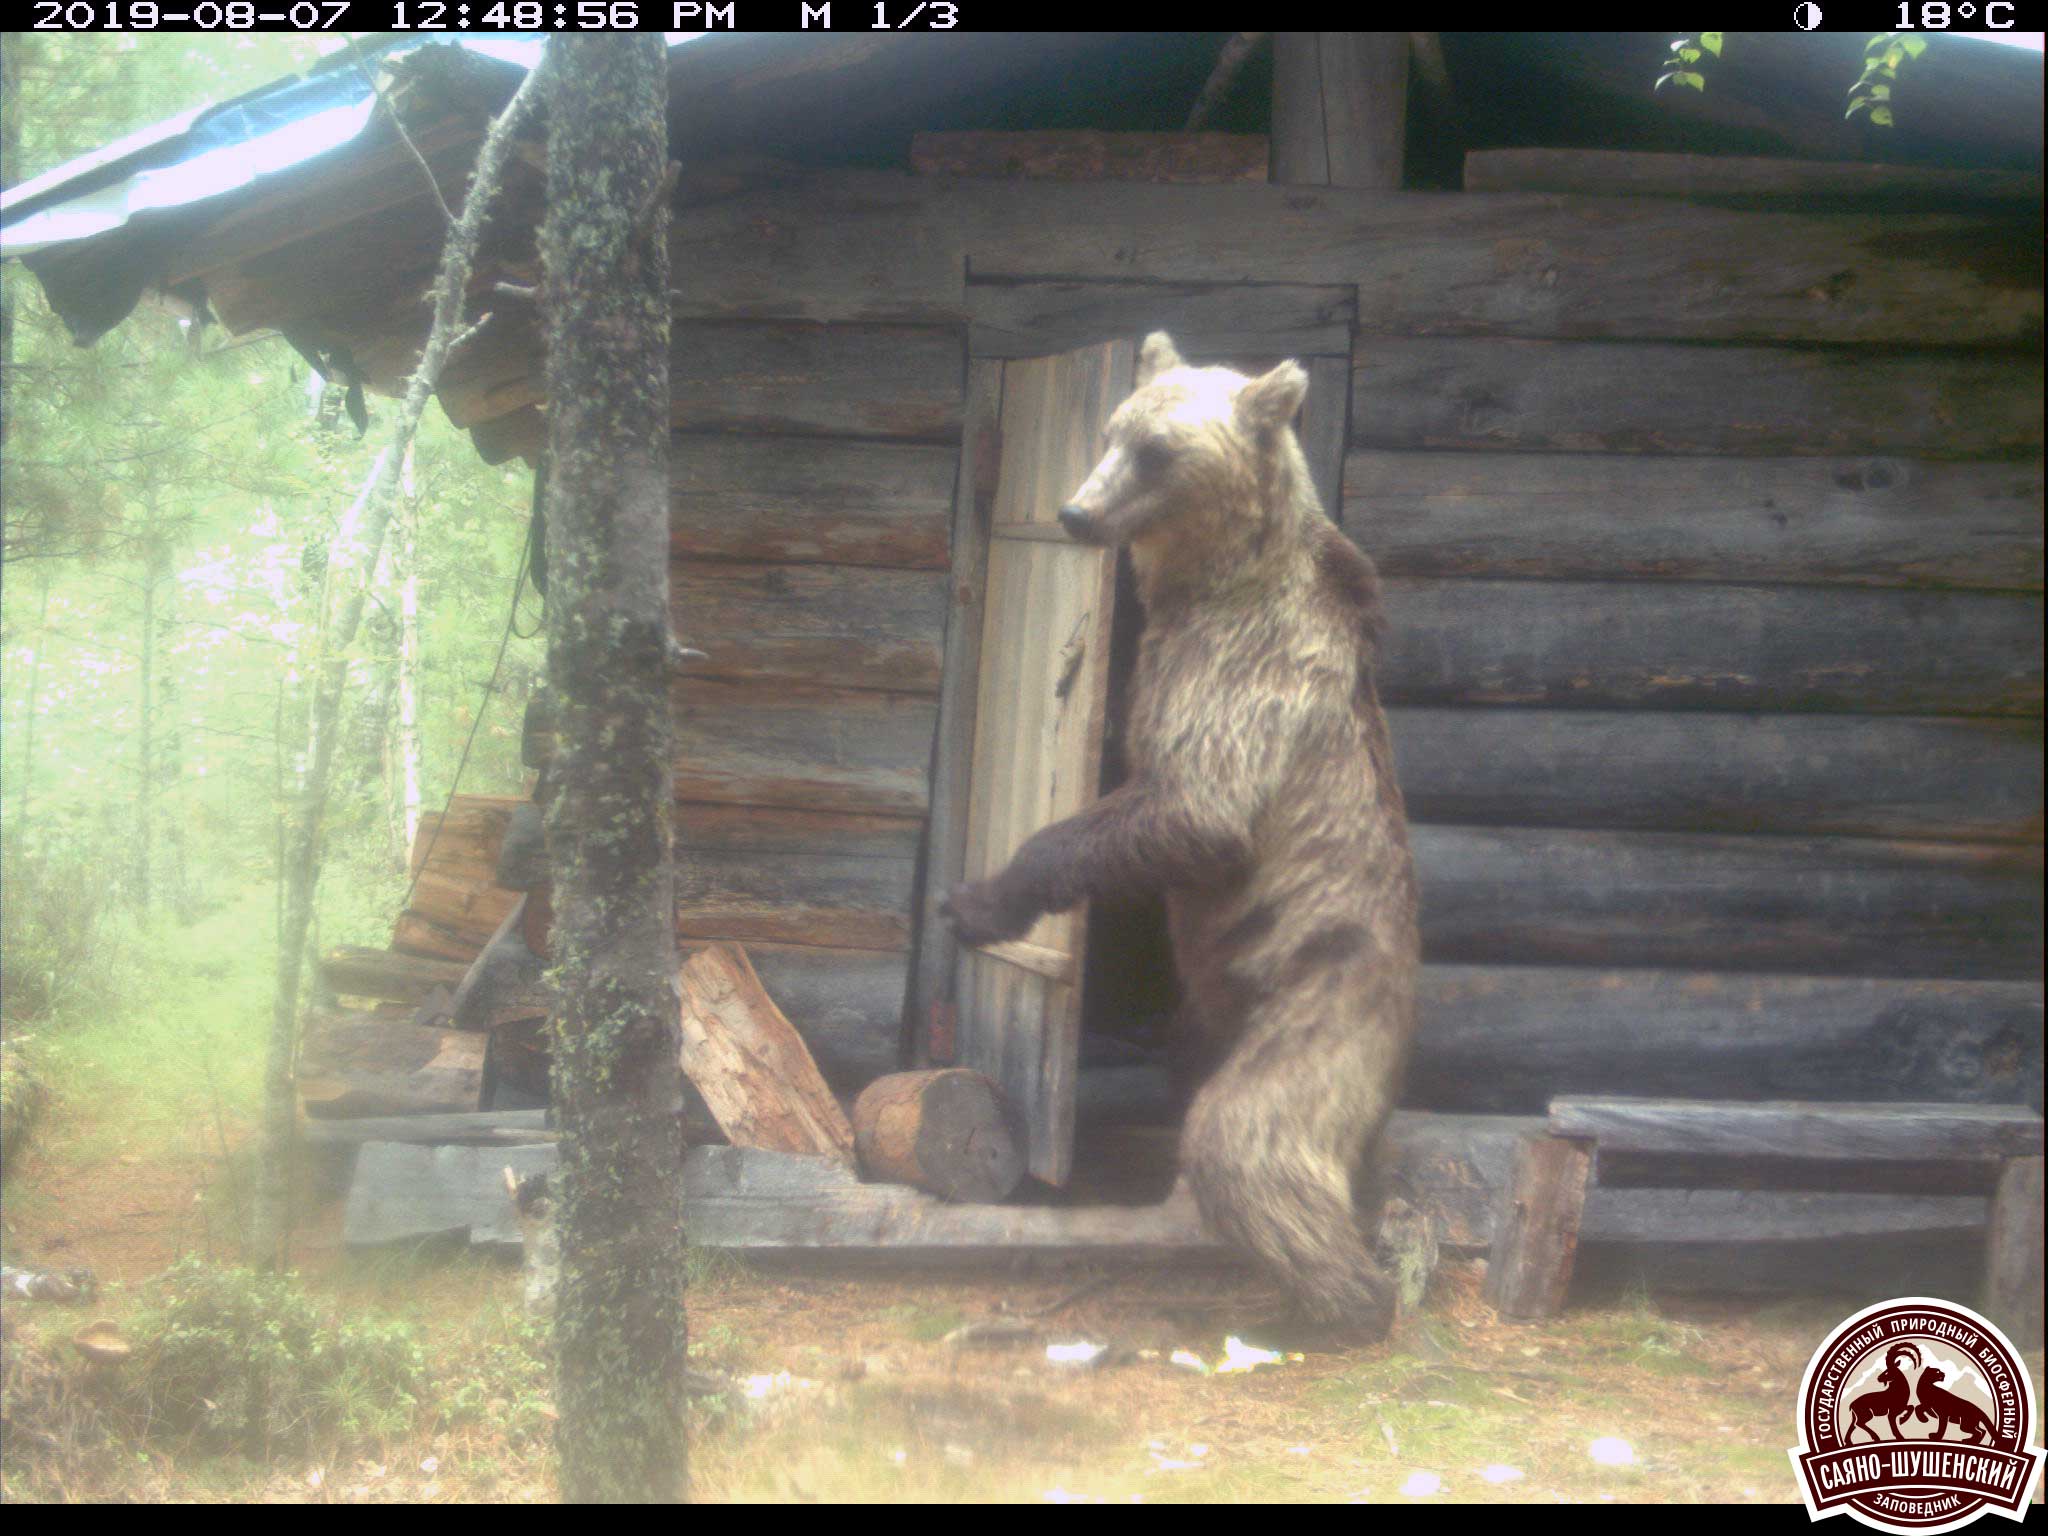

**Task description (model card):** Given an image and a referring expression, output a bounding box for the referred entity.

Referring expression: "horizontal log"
[677,802,922,860]
[1411,967,2044,1115]
[442,320,965,440]
[674,559,948,693]
[1347,451,2045,590]
[320,946,470,1006]
[300,1109,553,1147]
[673,677,937,816]
[1412,825,2044,979]
[1349,337,2043,459]
[1390,710,2045,843]
[913,130,1269,183]
[944,177,2043,346]
[298,1010,486,1120]
[671,436,957,569]
[1463,149,2046,209]
[743,943,908,1089]
[393,869,519,963]
[1550,1097,2045,1164]
[676,851,914,951]
[1378,578,2044,715]
[967,279,1356,360]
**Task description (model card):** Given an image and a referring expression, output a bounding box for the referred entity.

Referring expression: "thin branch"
[348,37,457,228]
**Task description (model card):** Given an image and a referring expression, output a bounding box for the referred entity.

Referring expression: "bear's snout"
[1057,505,1102,543]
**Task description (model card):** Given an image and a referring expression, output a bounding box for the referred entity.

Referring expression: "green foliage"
[1848,33,1928,127]
[1655,33,1722,94]
[0,833,143,1026]
[125,1258,425,1452]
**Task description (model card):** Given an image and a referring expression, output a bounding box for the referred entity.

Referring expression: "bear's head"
[1056,332,1311,563]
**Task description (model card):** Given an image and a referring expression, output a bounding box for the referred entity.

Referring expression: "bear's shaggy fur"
[944,333,1420,1334]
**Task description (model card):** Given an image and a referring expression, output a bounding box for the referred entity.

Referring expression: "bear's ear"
[1136,331,1184,387]
[1235,359,1308,435]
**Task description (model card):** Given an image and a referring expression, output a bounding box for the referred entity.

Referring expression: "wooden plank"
[1378,579,2044,716]
[1484,1134,1593,1321]
[673,559,948,693]
[958,343,1132,1186]
[677,943,857,1162]
[442,319,965,440]
[944,178,2043,346]
[912,130,1268,183]
[320,946,470,1006]
[907,359,1000,1069]
[1302,356,1350,520]
[670,436,957,568]
[1390,711,2045,844]
[300,1110,554,1147]
[297,1010,486,1120]
[1412,825,2044,980]
[1464,149,2046,208]
[673,677,937,816]
[1272,33,1408,190]
[675,848,914,951]
[344,1141,556,1249]
[1549,1098,2046,1164]
[1347,452,2046,591]
[1983,1157,2044,1350]
[1348,337,2044,459]
[966,280,1355,360]
[1408,967,2045,1119]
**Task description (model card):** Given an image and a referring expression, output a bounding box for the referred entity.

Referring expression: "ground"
[13,1085,2039,1507]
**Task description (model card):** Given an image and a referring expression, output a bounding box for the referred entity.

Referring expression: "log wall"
[209,152,2038,1116]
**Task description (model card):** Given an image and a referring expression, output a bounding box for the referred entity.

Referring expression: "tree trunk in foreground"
[539,36,687,1505]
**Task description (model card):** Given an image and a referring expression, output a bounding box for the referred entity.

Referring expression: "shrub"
[0,837,138,1026]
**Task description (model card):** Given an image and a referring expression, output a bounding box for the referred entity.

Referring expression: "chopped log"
[967,280,1355,360]
[671,436,957,569]
[319,946,469,1006]
[1983,1157,2044,1350]
[1391,711,2045,845]
[1484,1134,1593,1321]
[1271,33,1408,190]
[677,942,856,1163]
[671,559,948,693]
[1464,148,2046,209]
[1549,1097,2046,1165]
[1349,337,2043,459]
[851,1069,1026,1203]
[1347,451,2045,591]
[1379,579,2043,716]
[1413,825,2043,980]
[912,130,1269,183]
[297,1009,487,1120]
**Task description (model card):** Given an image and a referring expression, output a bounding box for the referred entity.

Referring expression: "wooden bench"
[1485,1096,2045,1347]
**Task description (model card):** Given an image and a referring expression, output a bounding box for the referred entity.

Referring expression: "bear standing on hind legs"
[943,332,1421,1338]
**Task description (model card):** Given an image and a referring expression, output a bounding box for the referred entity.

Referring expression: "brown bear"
[943,332,1421,1335]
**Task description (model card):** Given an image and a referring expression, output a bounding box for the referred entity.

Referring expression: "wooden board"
[1346,452,2045,591]
[675,848,914,951]
[1377,579,2043,716]
[1484,1134,1593,1320]
[912,130,1269,183]
[1390,710,2044,844]
[1464,149,2046,208]
[1412,825,2044,980]
[320,946,471,1006]
[1270,32,1408,191]
[967,280,1355,360]
[1348,337,2044,459]
[956,342,1132,1185]
[297,1010,487,1120]
[1548,1097,2046,1165]
[672,559,948,694]
[670,435,957,568]
[672,678,937,817]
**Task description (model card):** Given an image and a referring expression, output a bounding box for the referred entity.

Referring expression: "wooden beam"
[1347,452,2044,591]
[1379,579,2043,716]
[672,559,948,694]
[1484,1134,1593,1320]
[1348,338,2044,459]
[1983,1156,2044,1350]
[1465,149,2046,209]
[1413,825,2043,980]
[1548,1097,2046,1164]
[1391,711,2044,845]
[672,677,937,817]
[912,130,1268,183]
[1270,33,1408,190]
[671,436,957,569]
[966,280,1355,360]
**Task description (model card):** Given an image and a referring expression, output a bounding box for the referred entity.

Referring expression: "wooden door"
[952,341,1132,1185]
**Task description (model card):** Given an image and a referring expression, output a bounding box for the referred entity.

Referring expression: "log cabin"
[5,32,2041,1298]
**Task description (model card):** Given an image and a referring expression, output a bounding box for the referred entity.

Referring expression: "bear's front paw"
[941,879,1031,948]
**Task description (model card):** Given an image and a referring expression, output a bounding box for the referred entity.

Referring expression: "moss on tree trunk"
[538,35,689,1505]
